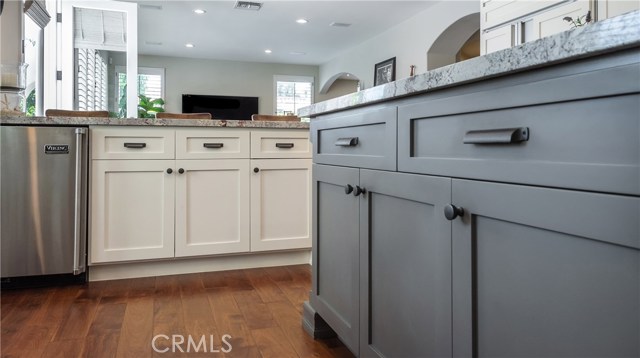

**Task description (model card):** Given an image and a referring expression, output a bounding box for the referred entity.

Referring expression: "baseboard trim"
[88,250,311,281]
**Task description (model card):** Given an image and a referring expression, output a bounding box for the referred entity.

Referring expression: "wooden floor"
[1,265,354,358]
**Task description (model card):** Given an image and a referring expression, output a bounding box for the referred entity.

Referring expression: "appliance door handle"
[463,127,529,144]
[73,128,87,275]
[123,142,147,149]
[203,143,224,149]
[275,142,294,149]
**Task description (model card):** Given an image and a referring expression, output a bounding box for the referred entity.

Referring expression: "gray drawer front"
[312,106,397,171]
[398,61,640,195]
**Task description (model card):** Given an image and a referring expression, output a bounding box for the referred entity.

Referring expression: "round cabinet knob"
[253,167,260,173]
[354,186,366,197]
[178,168,185,174]
[344,184,354,195]
[444,204,464,221]
[166,168,173,174]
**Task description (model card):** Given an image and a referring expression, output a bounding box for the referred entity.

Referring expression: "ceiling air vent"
[234,1,263,11]
[138,4,162,11]
[329,22,352,28]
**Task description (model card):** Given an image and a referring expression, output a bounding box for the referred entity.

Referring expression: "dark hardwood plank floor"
[1,265,354,358]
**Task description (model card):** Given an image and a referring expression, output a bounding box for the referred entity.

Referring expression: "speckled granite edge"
[299,10,640,117]
[0,115,310,129]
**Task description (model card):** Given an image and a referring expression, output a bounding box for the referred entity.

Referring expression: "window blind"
[76,48,108,111]
[74,8,126,51]
[138,73,163,99]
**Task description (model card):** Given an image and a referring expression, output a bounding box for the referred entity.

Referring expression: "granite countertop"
[299,10,640,117]
[0,115,310,129]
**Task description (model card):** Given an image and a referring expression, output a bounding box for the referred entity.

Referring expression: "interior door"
[61,0,138,117]
[359,170,452,358]
[451,179,640,357]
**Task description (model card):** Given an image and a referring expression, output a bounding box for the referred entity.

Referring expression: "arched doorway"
[318,72,360,100]
[426,13,480,70]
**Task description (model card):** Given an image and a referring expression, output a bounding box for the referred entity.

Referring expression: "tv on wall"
[182,94,258,120]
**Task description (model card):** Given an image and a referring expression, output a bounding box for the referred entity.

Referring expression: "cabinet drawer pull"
[203,143,224,149]
[463,127,529,144]
[275,142,294,149]
[335,137,359,147]
[123,142,147,149]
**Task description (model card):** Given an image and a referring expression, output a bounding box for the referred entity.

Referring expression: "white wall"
[138,55,321,114]
[319,1,479,91]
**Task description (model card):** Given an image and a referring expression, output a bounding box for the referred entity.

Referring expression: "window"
[115,66,165,117]
[274,75,313,116]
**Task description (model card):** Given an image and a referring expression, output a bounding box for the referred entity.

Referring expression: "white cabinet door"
[530,0,590,39]
[482,24,515,55]
[250,159,312,252]
[90,160,175,263]
[597,0,640,20]
[482,0,564,29]
[174,159,250,257]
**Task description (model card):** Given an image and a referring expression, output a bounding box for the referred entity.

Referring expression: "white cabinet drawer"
[91,127,175,160]
[251,130,311,158]
[176,129,250,159]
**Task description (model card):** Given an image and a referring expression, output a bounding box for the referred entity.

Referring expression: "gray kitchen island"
[302,10,640,357]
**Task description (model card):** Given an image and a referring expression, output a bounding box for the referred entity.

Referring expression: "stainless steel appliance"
[1,126,88,286]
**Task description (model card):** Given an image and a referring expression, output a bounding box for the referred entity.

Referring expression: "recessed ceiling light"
[185,43,195,48]
[296,18,308,24]
[194,9,206,14]
[264,49,272,54]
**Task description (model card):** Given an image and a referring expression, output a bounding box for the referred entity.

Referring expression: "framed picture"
[374,57,396,86]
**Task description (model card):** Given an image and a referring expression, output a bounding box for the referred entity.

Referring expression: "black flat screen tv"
[182,94,258,120]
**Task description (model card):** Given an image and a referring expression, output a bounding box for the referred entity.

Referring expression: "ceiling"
[129,1,436,65]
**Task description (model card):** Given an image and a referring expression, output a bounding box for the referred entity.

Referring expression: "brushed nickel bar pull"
[463,127,529,144]
[203,143,224,149]
[275,143,294,149]
[123,142,147,149]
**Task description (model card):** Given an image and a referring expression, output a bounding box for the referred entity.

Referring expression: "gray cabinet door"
[451,179,640,357]
[312,164,360,354]
[360,170,452,357]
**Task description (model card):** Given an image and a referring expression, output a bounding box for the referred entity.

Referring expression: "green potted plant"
[116,83,166,118]
[137,94,165,118]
